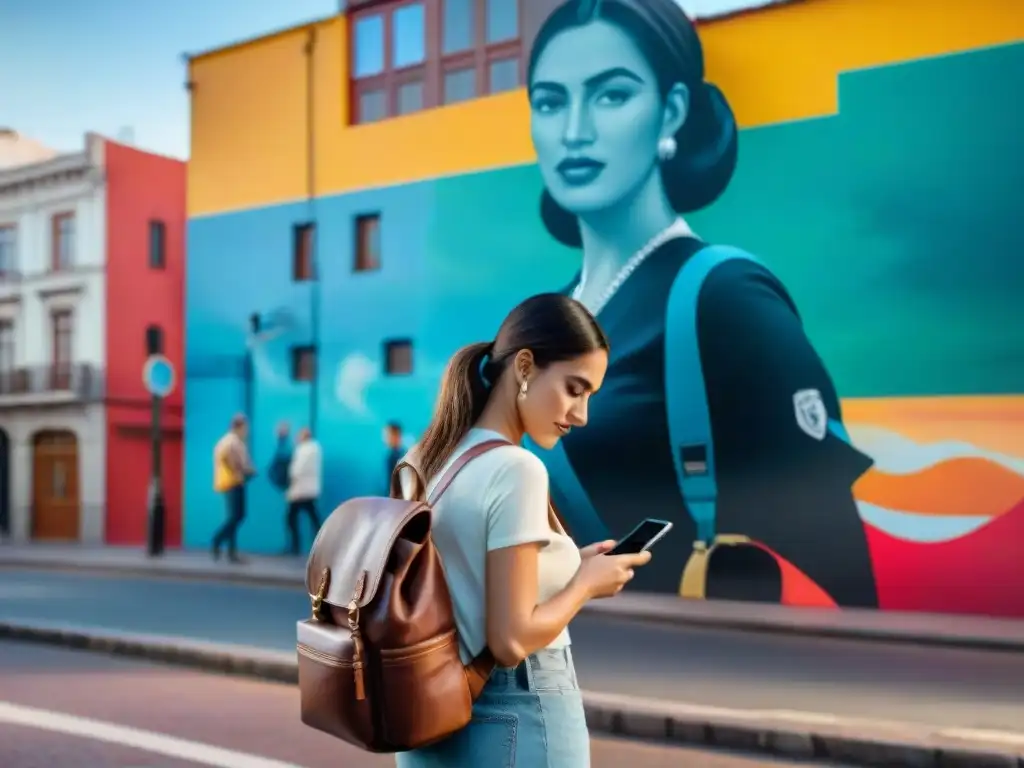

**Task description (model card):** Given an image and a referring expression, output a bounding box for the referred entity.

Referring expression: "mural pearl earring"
[518,380,528,402]
[657,136,677,162]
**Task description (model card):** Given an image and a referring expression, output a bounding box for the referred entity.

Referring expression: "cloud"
[335,352,377,416]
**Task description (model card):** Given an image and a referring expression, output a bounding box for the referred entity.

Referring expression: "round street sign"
[143,355,176,398]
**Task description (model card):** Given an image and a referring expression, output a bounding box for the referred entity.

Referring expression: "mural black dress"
[552,236,879,607]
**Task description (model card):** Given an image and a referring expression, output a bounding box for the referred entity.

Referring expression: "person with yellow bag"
[212,414,256,562]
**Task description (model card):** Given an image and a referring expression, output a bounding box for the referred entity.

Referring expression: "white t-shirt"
[401,428,582,663]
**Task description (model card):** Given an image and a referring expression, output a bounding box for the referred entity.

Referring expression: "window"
[51,310,73,389]
[148,220,166,269]
[0,225,16,275]
[350,0,522,124]
[392,3,426,68]
[358,89,388,123]
[442,0,474,54]
[489,57,519,94]
[351,2,427,123]
[52,212,75,271]
[145,324,164,355]
[485,0,518,43]
[0,319,14,373]
[354,214,381,272]
[291,346,316,382]
[293,223,315,281]
[384,339,413,375]
[353,14,385,77]
[397,80,424,114]
[444,67,476,104]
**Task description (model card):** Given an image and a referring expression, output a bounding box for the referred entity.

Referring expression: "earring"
[517,380,528,402]
[657,136,677,162]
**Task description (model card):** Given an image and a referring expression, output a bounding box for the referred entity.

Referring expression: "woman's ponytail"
[417,341,493,481]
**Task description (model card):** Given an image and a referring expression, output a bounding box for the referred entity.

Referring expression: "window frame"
[51,309,73,389]
[148,219,167,270]
[293,222,315,282]
[354,213,382,272]
[145,324,165,356]
[291,345,317,382]
[0,224,16,276]
[0,318,14,373]
[51,212,75,272]
[350,0,523,124]
[383,338,414,376]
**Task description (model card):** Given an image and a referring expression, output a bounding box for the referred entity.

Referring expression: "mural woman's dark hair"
[416,294,608,481]
[530,0,739,248]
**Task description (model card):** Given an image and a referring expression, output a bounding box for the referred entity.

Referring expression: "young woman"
[524,0,879,607]
[395,293,653,768]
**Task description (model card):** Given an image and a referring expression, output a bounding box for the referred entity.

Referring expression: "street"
[0,640,839,767]
[2,569,1024,730]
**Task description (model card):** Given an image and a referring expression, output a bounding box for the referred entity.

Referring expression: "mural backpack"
[668,245,837,606]
[296,440,505,753]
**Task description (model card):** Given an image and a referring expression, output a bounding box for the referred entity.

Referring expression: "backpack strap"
[665,244,764,544]
[428,439,511,504]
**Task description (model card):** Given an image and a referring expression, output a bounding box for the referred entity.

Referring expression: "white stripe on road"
[0,701,310,768]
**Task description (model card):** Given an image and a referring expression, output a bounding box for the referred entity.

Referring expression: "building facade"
[0,132,184,545]
[185,0,1024,616]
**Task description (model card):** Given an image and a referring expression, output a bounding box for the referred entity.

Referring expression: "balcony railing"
[0,363,104,401]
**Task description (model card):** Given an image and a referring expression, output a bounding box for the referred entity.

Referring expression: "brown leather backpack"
[297,439,507,753]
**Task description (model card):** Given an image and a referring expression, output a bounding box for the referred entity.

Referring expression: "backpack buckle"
[311,567,330,621]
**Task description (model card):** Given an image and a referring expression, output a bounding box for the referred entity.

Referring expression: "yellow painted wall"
[188,0,1024,217]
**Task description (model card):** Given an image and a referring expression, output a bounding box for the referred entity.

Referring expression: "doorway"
[31,429,80,541]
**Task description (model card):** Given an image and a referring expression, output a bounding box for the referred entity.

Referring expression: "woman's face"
[518,349,608,449]
[529,19,668,215]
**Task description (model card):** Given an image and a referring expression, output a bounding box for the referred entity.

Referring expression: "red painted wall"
[103,140,186,546]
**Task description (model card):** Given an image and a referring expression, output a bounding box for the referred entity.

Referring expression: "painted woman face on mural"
[527,0,739,249]
[528,18,684,216]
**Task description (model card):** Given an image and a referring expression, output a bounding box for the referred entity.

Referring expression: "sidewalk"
[3,542,1024,652]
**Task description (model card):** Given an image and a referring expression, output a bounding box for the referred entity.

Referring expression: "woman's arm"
[486,543,591,666]
[480,450,645,665]
[692,258,878,607]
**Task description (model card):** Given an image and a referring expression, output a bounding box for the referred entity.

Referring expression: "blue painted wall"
[184,169,577,551]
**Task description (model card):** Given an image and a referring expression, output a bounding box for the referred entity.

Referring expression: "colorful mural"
[184,0,1024,617]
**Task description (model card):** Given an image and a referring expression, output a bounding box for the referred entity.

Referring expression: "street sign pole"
[147,390,165,557]
[143,355,175,558]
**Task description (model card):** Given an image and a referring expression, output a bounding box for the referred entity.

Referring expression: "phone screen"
[609,519,672,555]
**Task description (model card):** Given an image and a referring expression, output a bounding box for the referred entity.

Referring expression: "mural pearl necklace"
[572,218,692,316]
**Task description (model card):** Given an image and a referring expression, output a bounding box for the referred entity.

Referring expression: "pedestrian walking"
[211,414,256,562]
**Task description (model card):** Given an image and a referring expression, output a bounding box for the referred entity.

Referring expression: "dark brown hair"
[416,293,608,481]
[529,0,739,247]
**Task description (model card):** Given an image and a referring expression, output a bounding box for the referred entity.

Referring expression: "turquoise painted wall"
[184,43,1023,555]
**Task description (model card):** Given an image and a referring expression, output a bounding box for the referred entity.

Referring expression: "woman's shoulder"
[470,442,548,486]
[674,243,796,317]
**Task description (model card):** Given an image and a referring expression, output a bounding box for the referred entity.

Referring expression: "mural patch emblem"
[793,389,827,441]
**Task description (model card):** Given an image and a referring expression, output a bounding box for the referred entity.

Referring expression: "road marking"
[0,701,310,768]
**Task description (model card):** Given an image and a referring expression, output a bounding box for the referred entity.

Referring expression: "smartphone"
[608,519,674,556]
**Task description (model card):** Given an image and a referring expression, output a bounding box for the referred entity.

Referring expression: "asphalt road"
[0,641,840,768]
[2,569,1024,731]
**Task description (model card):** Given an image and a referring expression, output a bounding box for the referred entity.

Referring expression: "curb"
[581,601,1024,655]
[2,619,1022,768]
[5,557,1024,654]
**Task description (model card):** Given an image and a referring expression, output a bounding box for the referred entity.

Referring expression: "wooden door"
[31,430,80,540]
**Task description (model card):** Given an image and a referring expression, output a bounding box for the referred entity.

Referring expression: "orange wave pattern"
[842,395,1024,456]
[854,458,1024,517]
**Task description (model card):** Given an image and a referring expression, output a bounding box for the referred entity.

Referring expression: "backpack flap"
[305,495,431,615]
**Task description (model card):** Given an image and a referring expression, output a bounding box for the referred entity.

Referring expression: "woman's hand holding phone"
[573,543,652,599]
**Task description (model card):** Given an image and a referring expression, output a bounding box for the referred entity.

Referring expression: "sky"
[0,0,762,160]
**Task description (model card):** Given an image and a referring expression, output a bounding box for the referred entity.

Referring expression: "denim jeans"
[395,646,590,767]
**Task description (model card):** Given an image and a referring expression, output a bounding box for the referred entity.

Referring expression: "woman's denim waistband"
[484,646,579,695]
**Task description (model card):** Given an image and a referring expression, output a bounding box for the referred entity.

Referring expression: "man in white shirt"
[286,427,323,555]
